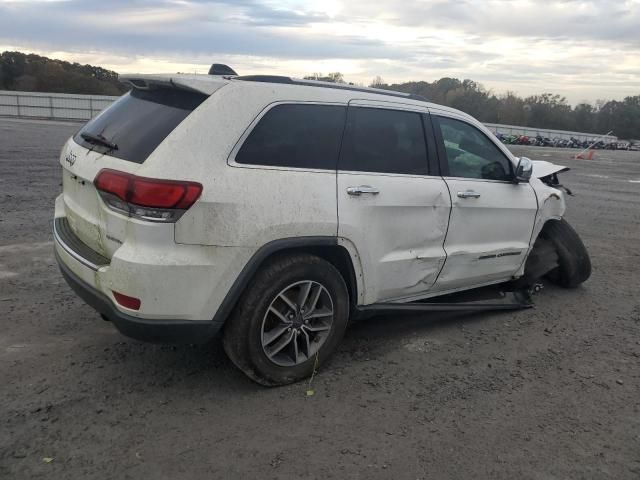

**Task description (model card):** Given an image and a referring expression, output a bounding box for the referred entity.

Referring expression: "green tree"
[0,51,127,95]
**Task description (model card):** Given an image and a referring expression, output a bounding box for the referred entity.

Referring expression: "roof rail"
[233,75,427,102]
[235,75,293,84]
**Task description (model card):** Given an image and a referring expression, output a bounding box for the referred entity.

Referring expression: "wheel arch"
[213,237,362,326]
[515,187,566,278]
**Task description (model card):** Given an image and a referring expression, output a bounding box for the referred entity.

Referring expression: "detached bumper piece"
[357,285,533,316]
[55,250,223,344]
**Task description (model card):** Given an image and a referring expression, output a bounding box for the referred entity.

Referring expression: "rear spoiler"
[119,74,228,96]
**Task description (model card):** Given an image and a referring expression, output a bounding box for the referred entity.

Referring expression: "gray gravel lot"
[1,117,639,479]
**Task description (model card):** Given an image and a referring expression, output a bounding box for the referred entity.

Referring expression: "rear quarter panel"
[149,83,343,248]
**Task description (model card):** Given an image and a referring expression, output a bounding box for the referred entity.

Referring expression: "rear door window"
[339,107,429,175]
[74,87,208,164]
[235,103,346,170]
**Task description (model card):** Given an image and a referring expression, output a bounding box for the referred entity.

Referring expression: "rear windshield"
[73,87,208,164]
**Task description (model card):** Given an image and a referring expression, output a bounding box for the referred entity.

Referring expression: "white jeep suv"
[54,68,591,385]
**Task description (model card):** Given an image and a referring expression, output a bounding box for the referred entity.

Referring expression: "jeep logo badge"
[65,151,77,166]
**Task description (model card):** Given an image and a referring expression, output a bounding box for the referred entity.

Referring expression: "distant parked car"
[535,135,553,147]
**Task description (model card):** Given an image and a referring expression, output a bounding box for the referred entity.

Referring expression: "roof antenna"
[208,64,238,76]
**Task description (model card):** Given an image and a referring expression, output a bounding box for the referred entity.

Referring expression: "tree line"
[307,73,640,140]
[0,51,127,96]
[1,52,637,139]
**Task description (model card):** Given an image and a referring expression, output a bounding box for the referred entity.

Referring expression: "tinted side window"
[74,88,208,164]
[340,107,428,175]
[236,104,346,169]
[436,116,513,181]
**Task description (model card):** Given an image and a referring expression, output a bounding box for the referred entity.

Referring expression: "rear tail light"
[94,169,202,222]
[112,291,141,310]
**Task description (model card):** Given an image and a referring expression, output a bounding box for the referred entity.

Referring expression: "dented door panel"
[432,178,538,291]
[338,174,450,303]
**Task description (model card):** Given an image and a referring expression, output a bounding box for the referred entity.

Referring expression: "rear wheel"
[544,219,591,288]
[223,253,349,386]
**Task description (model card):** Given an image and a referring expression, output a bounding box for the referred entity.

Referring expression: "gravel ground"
[1,117,639,479]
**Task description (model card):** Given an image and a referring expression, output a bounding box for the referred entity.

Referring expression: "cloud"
[0,0,639,103]
[338,0,640,46]
[0,0,404,59]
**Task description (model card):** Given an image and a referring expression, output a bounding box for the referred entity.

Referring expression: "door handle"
[347,185,380,196]
[457,190,481,199]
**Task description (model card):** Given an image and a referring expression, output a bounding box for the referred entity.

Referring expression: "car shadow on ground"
[87,302,529,393]
[74,279,576,396]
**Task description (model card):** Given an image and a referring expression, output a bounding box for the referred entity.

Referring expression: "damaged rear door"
[430,112,538,291]
[337,101,450,303]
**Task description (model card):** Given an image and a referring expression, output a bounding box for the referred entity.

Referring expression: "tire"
[223,253,350,386]
[544,219,591,288]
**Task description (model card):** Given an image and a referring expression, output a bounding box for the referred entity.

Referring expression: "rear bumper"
[56,250,223,344]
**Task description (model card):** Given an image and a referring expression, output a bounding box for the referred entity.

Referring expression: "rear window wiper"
[80,132,118,151]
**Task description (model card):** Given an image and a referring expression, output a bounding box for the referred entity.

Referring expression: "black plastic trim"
[235,75,294,84]
[54,217,110,270]
[211,236,339,325]
[357,301,531,314]
[356,285,533,315]
[430,115,450,177]
[55,250,222,344]
[422,113,441,176]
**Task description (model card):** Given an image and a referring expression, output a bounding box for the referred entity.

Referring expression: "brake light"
[112,291,141,310]
[94,169,202,222]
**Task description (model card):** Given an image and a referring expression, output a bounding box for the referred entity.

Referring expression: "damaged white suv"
[54,66,591,385]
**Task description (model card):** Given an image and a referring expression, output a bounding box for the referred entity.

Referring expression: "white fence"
[484,122,617,143]
[0,90,118,121]
[0,89,617,142]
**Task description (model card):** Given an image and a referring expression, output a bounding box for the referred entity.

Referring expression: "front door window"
[436,116,513,181]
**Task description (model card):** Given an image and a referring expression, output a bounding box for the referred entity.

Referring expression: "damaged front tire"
[544,219,591,288]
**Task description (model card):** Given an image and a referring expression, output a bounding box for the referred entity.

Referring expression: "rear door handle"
[457,190,481,199]
[347,185,380,196]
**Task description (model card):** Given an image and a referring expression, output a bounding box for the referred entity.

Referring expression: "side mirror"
[515,157,533,183]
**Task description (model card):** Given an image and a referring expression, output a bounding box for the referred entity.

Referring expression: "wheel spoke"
[306,284,323,316]
[292,331,300,363]
[300,328,311,358]
[278,292,297,312]
[263,324,290,345]
[268,306,292,325]
[304,322,331,332]
[266,330,294,358]
[306,307,333,319]
[297,281,312,311]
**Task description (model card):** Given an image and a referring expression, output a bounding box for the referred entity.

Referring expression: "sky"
[0,0,639,104]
